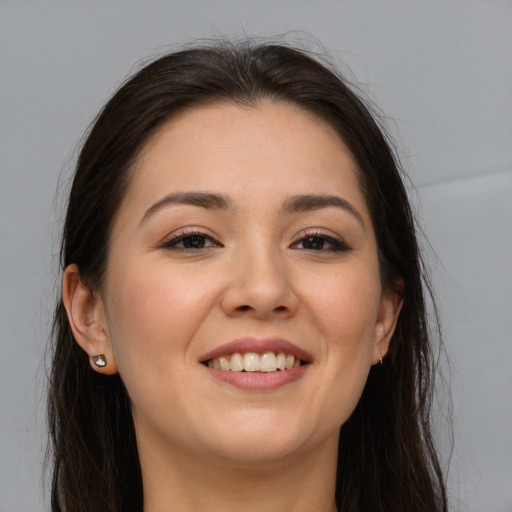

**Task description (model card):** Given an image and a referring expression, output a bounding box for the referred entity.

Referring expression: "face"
[84,102,400,467]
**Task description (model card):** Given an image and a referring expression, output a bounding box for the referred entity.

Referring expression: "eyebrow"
[281,194,365,228]
[140,191,365,229]
[140,191,232,224]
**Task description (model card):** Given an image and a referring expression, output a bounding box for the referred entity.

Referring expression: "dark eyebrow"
[140,191,232,225]
[281,194,366,228]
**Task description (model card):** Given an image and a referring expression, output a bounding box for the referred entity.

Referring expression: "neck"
[138,431,339,512]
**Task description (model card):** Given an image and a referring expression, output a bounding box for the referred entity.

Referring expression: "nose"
[220,246,299,320]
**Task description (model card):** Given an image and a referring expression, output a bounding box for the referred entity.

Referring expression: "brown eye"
[302,237,326,250]
[292,234,350,252]
[181,235,207,249]
[161,232,221,250]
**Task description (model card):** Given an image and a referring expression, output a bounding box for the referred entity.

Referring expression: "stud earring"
[92,354,107,368]
[379,357,384,365]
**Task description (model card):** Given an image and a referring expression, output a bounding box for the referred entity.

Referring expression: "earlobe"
[62,264,118,375]
[373,287,403,365]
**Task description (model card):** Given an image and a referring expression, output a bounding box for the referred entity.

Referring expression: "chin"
[212,438,305,467]
[200,415,318,466]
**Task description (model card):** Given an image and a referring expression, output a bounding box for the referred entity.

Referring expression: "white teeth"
[230,353,244,371]
[276,352,287,370]
[260,352,277,372]
[207,351,304,372]
[244,352,260,372]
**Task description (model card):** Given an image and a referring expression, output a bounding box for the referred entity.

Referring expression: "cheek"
[300,263,381,423]
[102,260,222,434]
[103,259,217,372]
[304,263,381,345]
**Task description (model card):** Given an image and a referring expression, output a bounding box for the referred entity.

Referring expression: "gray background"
[1,1,511,510]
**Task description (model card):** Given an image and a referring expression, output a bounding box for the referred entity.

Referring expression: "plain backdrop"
[1,1,511,511]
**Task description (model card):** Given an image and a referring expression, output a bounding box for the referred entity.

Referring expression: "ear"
[62,264,118,375]
[372,285,403,365]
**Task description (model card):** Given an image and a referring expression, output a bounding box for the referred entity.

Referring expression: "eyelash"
[291,231,351,252]
[159,229,222,250]
[160,229,350,253]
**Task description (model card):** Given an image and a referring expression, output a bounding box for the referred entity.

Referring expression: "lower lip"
[203,365,309,391]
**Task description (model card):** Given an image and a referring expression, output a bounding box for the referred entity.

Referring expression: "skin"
[63,102,402,512]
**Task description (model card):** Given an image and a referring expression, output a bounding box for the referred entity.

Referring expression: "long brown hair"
[48,40,448,511]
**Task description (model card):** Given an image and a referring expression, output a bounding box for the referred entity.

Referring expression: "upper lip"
[199,337,313,363]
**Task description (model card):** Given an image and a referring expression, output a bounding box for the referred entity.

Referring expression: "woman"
[48,40,448,511]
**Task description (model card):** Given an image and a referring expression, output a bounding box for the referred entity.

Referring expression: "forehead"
[120,101,369,219]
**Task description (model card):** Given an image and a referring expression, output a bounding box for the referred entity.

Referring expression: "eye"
[160,230,221,250]
[291,232,350,252]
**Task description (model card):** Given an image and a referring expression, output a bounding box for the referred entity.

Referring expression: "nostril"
[238,305,251,311]
[274,306,288,312]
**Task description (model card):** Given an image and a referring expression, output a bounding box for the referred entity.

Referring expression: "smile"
[199,337,312,390]
[205,352,305,372]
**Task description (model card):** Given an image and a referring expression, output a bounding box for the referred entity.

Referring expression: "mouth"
[202,351,308,373]
[199,337,312,389]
